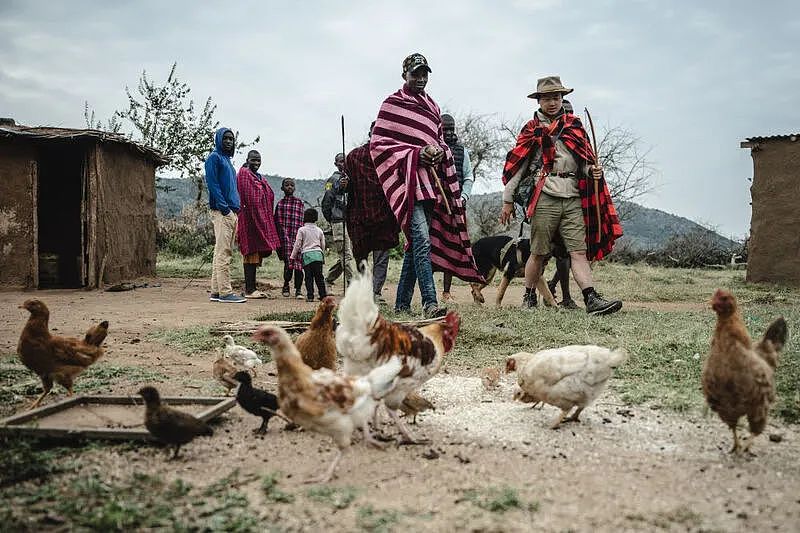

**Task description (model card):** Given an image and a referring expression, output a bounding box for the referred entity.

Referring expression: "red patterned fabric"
[236,166,280,257]
[502,113,623,260]
[370,85,483,283]
[344,143,400,259]
[274,195,305,270]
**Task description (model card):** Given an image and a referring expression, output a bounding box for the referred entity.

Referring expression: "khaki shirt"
[502,111,586,203]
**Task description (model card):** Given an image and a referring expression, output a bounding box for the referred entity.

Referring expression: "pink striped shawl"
[370,85,483,283]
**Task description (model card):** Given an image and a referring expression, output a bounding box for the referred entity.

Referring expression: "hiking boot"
[423,305,448,319]
[558,298,580,310]
[218,293,246,304]
[521,292,537,309]
[209,293,220,302]
[585,292,622,316]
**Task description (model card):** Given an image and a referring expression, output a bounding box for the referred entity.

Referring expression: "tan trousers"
[210,210,238,296]
[326,221,355,284]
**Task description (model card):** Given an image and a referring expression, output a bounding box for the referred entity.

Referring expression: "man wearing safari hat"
[370,53,483,318]
[499,76,623,315]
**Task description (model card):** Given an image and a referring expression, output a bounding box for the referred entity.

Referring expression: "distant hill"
[157,178,740,251]
[156,175,327,219]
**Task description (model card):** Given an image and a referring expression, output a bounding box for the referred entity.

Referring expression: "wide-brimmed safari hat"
[527,75,573,99]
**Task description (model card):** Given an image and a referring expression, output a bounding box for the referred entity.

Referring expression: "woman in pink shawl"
[236,150,280,298]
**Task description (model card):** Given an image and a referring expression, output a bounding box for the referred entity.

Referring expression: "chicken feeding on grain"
[400,391,435,424]
[335,269,460,443]
[480,367,501,390]
[138,386,213,459]
[702,289,787,454]
[233,370,290,434]
[295,296,338,370]
[506,345,627,429]
[212,355,239,395]
[253,325,404,483]
[222,335,263,375]
[17,299,109,409]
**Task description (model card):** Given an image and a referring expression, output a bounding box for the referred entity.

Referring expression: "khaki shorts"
[530,193,586,255]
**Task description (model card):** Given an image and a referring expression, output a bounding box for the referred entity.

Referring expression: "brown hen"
[702,289,787,454]
[17,299,109,409]
[295,296,337,371]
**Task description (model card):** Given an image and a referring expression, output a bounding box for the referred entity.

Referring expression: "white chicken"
[336,268,460,443]
[506,345,627,429]
[252,325,403,483]
[222,334,263,374]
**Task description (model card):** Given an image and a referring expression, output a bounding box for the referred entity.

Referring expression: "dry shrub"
[157,204,214,256]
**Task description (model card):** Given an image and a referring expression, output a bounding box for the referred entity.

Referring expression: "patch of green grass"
[356,504,400,532]
[74,365,167,393]
[146,326,270,360]
[1,468,262,531]
[448,301,800,422]
[254,310,315,322]
[0,362,166,410]
[262,472,295,503]
[0,438,79,487]
[306,485,359,509]
[626,506,703,529]
[459,485,538,514]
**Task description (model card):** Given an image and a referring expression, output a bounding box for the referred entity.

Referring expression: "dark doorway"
[37,143,85,288]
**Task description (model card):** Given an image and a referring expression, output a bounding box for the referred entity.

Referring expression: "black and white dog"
[470,234,570,307]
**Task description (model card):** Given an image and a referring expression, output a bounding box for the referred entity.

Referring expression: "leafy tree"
[85,63,257,202]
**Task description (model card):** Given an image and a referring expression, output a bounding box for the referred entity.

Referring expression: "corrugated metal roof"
[0,125,169,165]
[745,133,800,142]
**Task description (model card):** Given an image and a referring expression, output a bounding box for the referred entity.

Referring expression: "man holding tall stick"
[499,76,623,315]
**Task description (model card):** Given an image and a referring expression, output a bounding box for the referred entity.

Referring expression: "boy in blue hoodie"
[205,128,246,303]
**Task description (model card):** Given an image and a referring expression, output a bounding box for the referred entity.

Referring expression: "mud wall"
[747,138,800,283]
[0,141,36,288]
[94,143,158,284]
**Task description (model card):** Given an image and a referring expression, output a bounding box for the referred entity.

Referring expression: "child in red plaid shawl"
[274,178,305,299]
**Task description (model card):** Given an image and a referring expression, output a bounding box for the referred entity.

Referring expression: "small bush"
[157,204,214,256]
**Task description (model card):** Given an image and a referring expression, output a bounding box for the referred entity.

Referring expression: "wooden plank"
[0,395,236,443]
[210,317,446,336]
[29,160,39,288]
[0,425,155,441]
[197,397,238,422]
[0,396,82,425]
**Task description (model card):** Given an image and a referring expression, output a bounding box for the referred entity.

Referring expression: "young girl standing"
[291,208,327,302]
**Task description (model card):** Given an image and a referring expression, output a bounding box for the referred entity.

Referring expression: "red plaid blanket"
[502,113,622,261]
[370,85,482,283]
[236,166,280,257]
[344,143,400,259]
[274,196,305,270]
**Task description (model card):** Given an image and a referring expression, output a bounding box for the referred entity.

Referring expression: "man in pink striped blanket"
[370,53,482,318]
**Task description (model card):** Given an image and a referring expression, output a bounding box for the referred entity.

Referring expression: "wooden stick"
[584,108,603,244]
[430,168,452,215]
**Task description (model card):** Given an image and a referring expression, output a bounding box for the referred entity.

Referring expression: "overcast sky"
[1,0,798,238]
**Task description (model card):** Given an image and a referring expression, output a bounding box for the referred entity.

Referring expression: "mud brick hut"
[741,133,800,283]
[0,119,168,289]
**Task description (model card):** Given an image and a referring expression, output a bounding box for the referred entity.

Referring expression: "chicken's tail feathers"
[762,317,788,353]
[200,423,214,437]
[365,357,403,399]
[336,266,379,353]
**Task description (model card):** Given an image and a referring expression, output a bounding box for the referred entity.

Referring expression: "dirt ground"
[2,279,799,532]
